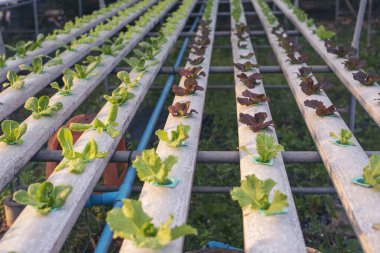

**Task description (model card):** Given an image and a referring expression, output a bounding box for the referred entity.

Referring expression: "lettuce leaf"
[231,174,288,215]
[107,199,197,249]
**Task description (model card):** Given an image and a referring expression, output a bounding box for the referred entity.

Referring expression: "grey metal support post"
[366,0,372,48]
[349,0,367,131]
[335,0,340,25]
[32,0,39,38]
[99,0,106,8]
[0,32,5,55]
[78,0,83,17]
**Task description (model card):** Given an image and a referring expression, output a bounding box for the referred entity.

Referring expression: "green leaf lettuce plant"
[107,199,197,249]
[240,133,284,164]
[56,128,107,173]
[69,105,120,138]
[315,25,336,40]
[3,70,25,89]
[0,120,27,145]
[13,181,72,215]
[155,123,191,148]
[132,149,178,185]
[231,174,288,215]
[329,129,353,146]
[363,154,380,189]
[50,74,74,96]
[24,95,63,119]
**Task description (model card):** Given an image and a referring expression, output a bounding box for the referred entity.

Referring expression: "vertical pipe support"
[32,0,39,38]
[348,0,367,131]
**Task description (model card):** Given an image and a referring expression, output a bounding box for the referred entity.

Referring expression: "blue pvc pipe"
[93,5,205,253]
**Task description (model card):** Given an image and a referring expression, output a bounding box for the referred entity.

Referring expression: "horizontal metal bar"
[114,65,332,74]
[147,30,301,37]
[32,150,380,164]
[93,185,336,195]
[189,11,283,17]
[149,84,289,89]
[213,44,272,49]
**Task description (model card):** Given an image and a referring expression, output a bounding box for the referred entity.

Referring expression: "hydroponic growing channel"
[0,0,378,252]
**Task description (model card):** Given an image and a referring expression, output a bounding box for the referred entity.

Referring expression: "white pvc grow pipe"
[253,1,380,251]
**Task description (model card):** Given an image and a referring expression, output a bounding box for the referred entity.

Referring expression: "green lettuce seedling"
[116,71,141,88]
[363,154,380,189]
[28,34,45,51]
[64,57,100,79]
[3,70,25,89]
[69,105,120,138]
[0,120,27,145]
[92,42,124,56]
[51,74,74,96]
[155,123,191,148]
[241,133,284,163]
[19,55,44,74]
[315,25,336,40]
[124,57,157,72]
[24,95,63,119]
[231,174,288,215]
[256,133,284,163]
[329,129,353,145]
[13,181,72,215]
[56,128,107,173]
[103,86,135,105]
[5,40,33,58]
[107,199,197,249]
[132,149,178,185]
[45,50,63,67]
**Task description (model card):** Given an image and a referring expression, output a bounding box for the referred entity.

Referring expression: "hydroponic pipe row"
[229,0,306,252]
[119,0,218,251]
[0,0,156,121]
[0,0,177,191]
[253,0,380,251]
[0,0,198,252]
[272,0,380,126]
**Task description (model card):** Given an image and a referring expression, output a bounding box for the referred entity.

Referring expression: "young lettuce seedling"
[51,74,74,96]
[132,149,178,185]
[92,42,124,56]
[329,129,353,145]
[56,128,107,173]
[13,181,72,215]
[315,25,336,40]
[0,120,27,145]
[116,71,139,88]
[28,34,45,51]
[24,95,63,119]
[45,49,63,67]
[124,57,158,72]
[3,70,25,89]
[69,105,120,138]
[107,199,197,249]
[5,40,33,58]
[240,133,284,164]
[64,57,100,79]
[103,86,135,105]
[19,55,44,74]
[155,123,191,148]
[255,133,284,163]
[231,174,288,215]
[363,154,380,189]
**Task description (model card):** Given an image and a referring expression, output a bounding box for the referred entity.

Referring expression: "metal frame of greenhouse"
[0,0,379,252]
